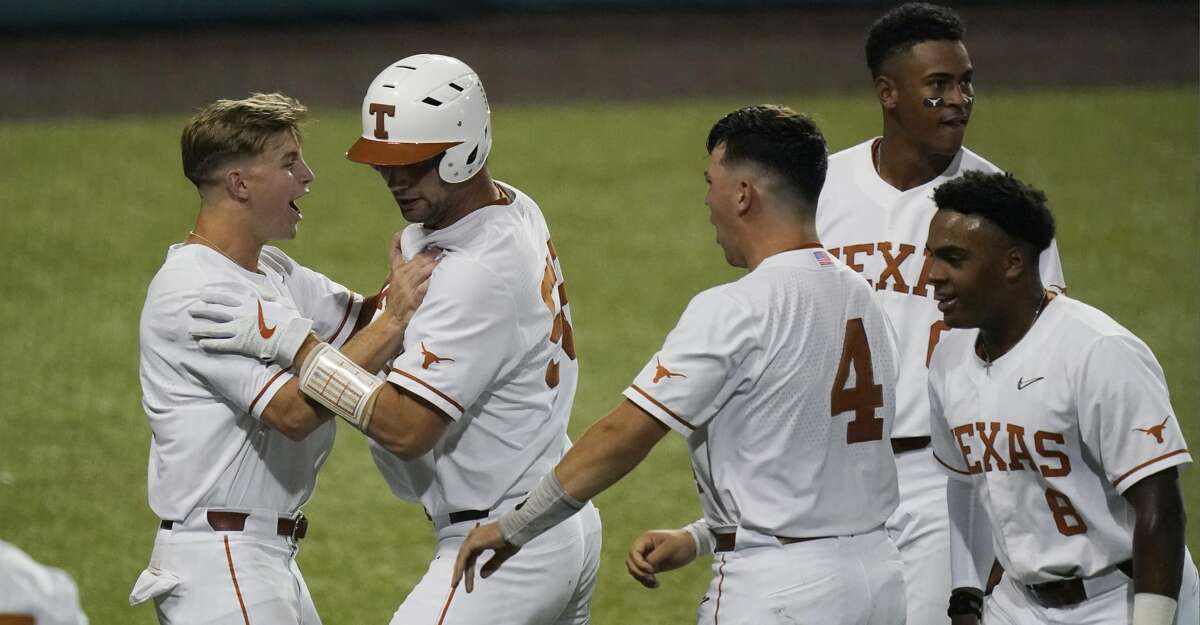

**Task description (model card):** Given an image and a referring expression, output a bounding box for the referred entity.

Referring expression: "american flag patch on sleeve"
[813,249,833,267]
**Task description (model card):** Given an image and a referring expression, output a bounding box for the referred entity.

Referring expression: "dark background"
[2,1,1195,120]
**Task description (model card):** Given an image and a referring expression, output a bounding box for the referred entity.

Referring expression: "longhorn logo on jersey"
[1134,416,1172,444]
[653,358,687,383]
[420,342,455,369]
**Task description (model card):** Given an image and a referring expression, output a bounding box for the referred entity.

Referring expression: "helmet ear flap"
[437,112,492,183]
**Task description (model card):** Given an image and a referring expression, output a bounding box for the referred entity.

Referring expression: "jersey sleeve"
[621,288,756,437]
[385,258,517,421]
[1039,240,1067,295]
[929,348,974,481]
[1076,335,1191,493]
[265,247,362,348]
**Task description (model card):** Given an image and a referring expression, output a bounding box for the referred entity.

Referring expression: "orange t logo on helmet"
[369,103,396,139]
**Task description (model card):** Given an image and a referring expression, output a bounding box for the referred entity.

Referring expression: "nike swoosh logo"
[1017,376,1044,390]
[257,300,277,339]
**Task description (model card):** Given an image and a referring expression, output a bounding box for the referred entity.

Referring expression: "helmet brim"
[345,137,462,166]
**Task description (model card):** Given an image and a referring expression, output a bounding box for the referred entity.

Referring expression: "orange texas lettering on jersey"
[949,422,1072,477]
[827,241,934,296]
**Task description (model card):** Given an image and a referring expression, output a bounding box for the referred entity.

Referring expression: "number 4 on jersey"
[831,318,885,444]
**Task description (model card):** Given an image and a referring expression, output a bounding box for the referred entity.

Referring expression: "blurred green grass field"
[0,86,1196,625]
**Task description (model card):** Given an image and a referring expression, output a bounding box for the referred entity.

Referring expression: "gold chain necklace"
[981,291,1050,371]
[187,230,243,267]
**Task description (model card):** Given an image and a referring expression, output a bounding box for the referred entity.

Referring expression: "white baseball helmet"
[346,54,492,184]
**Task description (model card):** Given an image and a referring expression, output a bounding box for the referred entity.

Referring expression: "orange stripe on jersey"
[0,615,35,625]
[248,369,289,415]
[630,384,695,431]
[1113,449,1190,488]
[223,536,252,625]
[324,293,355,343]
[934,450,973,476]
[391,369,465,414]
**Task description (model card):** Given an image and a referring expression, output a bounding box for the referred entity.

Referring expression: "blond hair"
[181,92,308,187]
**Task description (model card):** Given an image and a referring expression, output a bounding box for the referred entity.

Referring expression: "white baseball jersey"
[817,139,1066,438]
[930,294,1192,584]
[0,540,88,625]
[370,182,577,518]
[139,244,361,521]
[623,247,900,538]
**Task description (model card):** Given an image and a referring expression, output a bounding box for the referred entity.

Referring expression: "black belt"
[891,436,931,454]
[425,508,491,525]
[160,511,308,540]
[1025,560,1133,608]
[713,532,835,553]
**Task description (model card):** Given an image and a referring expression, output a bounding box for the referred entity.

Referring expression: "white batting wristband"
[1133,593,1177,625]
[683,518,717,556]
[298,343,384,431]
[497,471,584,547]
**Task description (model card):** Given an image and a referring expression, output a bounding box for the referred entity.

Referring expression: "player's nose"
[298,159,315,185]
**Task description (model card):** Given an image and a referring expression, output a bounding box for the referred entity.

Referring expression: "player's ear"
[224,167,250,201]
[875,75,897,110]
[1002,246,1026,282]
[735,179,754,217]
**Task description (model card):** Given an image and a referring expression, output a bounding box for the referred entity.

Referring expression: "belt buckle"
[289,511,308,542]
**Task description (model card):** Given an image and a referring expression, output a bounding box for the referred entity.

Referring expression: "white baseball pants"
[695,526,906,625]
[388,501,602,625]
[888,445,954,625]
[129,509,320,625]
[985,550,1199,625]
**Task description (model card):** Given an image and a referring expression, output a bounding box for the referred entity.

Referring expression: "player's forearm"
[262,380,332,440]
[335,313,408,374]
[554,400,669,502]
[1129,481,1186,599]
[364,387,447,458]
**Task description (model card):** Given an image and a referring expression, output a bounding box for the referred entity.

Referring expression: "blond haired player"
[815,5,1067,623]
[130,93,435,624]
[454,105,907,625]
[925,171,1198,625]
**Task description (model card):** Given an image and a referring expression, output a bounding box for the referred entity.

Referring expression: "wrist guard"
[298,343,384,431]
[947,587,983,619]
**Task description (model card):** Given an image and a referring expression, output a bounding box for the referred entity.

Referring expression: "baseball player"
[815,4,1067,623]
[926,171,1198,625]
[130,92,436,624]
[348,54,604,625]
[1,539,88,625]
[453,105,907,625]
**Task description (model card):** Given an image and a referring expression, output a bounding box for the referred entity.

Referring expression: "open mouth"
[289,200,303,219]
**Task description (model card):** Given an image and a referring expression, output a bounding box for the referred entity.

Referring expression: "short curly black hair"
[866,3,965,78]
[706,105,828,208]
[932,171,1056,252]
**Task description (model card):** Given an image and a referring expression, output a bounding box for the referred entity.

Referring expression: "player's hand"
[188,292,314,369]
[451,521,520,593]
[384,233,439,328]
[625,529,698,589]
